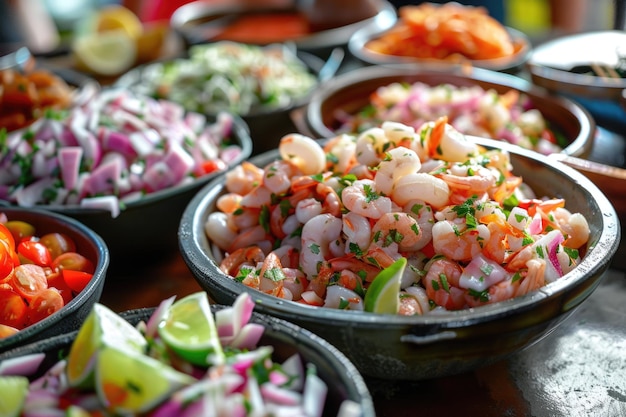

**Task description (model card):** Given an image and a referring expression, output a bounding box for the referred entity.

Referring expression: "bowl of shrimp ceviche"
[0,86,252,262]
[304,64,594,159]
[0,206,109,353]
[179,118,619,380]
[0,292,375,417]
[348,3,531,73]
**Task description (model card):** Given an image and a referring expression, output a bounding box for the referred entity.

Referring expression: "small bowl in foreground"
[0,207,109,353]
[0,306,376,417]
[179,138,620,380]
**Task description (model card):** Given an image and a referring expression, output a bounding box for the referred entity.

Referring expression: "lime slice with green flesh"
[67,303,147,388]
[95,344,195,415]
[0,376,29,417]
[364,257,407,314]
[158,292,225,366]
[65,405,91,417]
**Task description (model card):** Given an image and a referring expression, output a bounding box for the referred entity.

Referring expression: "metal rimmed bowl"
[0,207,109,353]
[303,64,595,158]
[0,305,376,417]
[178,137,620,381]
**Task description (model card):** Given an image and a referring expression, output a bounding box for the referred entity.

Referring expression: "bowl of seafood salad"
[180,119,619,380]
[0,87,251,260]
[0,292,375,417]
[304,64,594,158]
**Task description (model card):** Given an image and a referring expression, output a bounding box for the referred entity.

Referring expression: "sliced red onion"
[460,253,509,292]
[80,195,120,218]
[0,353,45,376]
[260,383,302,406]
[145,295,176,339]
[58,147,83,190]
[302,365,328,417]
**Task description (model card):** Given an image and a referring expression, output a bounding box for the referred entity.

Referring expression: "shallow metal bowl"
[0,306,376,417]
[0,207,109,353]
[179,138,620,380]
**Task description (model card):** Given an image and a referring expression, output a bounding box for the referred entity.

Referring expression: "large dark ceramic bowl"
[1,114,251,269]
[178,138,620,381]
[303,64,595,158]
[0,207,109,353]
[0,306,376,417]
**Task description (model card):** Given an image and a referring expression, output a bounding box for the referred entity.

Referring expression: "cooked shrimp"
[403,199,434,251]
[422,258,467,310]
[279,133,326,175]
[228,224,271,253]
[431,220,490,262]
[355,127,389,166]
[204,212,238,251]
[219,246,265,276]
[552,207,590,249]
[216,193,242,214]
[343,212,372,256]
[300,213,343,278]
[392,172,450,208]
[486,259,546,304]
[258,252,286,298]
[438,163,497,202]
[323,133,358,175]
[263,160,298,195]
[371,212,422,252]
[225,161,264,194]
[419,117,480,162]
[374,146,421,196]
[342,179,392,219]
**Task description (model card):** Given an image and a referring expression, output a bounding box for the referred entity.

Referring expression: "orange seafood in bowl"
[351,3,531,72]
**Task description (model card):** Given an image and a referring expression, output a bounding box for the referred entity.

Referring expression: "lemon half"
[73,30,137,76]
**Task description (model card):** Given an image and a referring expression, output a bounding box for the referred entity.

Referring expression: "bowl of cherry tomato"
[0,207,109,353]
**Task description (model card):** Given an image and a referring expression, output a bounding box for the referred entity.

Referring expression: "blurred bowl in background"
[0,207,109,353]
[178,138,620,380]
[303,64,595,158]
[170,0,397,57]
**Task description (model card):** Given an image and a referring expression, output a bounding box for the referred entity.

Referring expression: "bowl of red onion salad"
[0,292,375,417]
[179,120,620,380]
[0,206,109,353]
[303,64,595,159]
[0,87,252,264]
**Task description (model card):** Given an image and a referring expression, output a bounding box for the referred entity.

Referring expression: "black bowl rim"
[0,206,109,350]
[179,136,620,329]
[304,63,595,158]
[0,305,376,416]
[348,22,532,73]
[1,110,253,216]
[169,0,398,51]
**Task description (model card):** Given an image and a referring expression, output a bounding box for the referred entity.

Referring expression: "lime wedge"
[364,257,407,314]
[65,405,91,417]
[73,30,137,76]
[0,376,29,417]
[157,292,224,366]
[95,345,194,415]
[67,303,147,388]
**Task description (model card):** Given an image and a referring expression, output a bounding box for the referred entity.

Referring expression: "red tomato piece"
[52,252,95,274]
[0,288,28,329]
[0,223,16,250]
[200,159,227,175]
[62,269,93,293]
[0,323,19,339]
[38,233,77,259]
[46,271,74,304]
[3,220,35,245]
[18,240,53,267]
[11,264,48,300]
[0,241,16,281]
[27,288,64,325]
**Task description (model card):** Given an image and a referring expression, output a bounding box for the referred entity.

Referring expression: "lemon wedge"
[73,30,137,76]
[364,257,407,314]
[93,5,143,39]
[158,292,225,366]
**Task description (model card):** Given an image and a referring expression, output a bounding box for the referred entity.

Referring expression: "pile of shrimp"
[204,117,590,315]
[365,3,516,62]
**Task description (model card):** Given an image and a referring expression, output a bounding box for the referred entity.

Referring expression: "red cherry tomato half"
[62,269,93,293]
[46,271,74,304]
[11,264,48,300]
[0,241,16,281]
[27,288,64,325]
[0,323,19,339]
[0,288,28,329]
[0,223,16,250]
[38,233,77,259]
[200,159,227,175]
[52,252,95,274]
[17,240,53,267]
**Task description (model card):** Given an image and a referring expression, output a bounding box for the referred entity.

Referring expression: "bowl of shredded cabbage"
[0,86,252,265]
[116,41,329,155]
[0,292,375,417]
[179,121,619,380]
[303,64,595,158]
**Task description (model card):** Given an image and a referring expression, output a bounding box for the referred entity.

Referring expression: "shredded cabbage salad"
[0,86,244,217]
[128,41,318,116]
